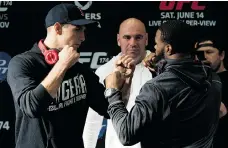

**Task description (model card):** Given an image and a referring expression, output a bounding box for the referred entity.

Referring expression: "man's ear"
[145,33,148,46]
[220,50,225,61]
[117,34,120,47]
[165,44,172,55]
[53,22,63,35]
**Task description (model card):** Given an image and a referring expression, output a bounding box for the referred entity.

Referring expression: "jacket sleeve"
[107,82,164,146]
[7,56,53,118]
[83,107,104,148]
[86,70,109,119]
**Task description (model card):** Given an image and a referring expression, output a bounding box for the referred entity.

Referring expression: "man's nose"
[79,31,85,42]
[204,52,209,60]
[129,38,137,46]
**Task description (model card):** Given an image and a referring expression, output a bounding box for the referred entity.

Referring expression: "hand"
[220,102,227,118]
[114,55,135,78]
[58,45,80,69]
[143,52,156,72]
[105,55,135,90]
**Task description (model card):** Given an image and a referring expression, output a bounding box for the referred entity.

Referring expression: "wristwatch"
[104,88,120,98]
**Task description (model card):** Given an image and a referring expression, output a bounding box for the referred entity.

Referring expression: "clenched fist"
[114,55,135,78]
[58,45,80,69]
[143,52,156,72]
[105,55,135,90]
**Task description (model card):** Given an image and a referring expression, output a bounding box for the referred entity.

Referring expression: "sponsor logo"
[74,1,102,28]
[79,52,110,70]
[0,52,11,81]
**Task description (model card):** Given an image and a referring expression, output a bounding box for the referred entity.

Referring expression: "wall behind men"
[0,1,227,148]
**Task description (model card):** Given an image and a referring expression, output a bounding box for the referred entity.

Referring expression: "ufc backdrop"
[0,1,227,148]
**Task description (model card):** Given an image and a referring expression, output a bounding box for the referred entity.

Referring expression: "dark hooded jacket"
[107,57,222,148]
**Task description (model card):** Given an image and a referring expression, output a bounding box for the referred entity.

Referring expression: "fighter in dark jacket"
[104,20,222,148]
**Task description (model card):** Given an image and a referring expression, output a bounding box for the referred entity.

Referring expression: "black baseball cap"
[45,3,96,28]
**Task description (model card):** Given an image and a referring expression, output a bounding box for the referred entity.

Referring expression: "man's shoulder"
[9,53,29,66]
[143,71,178,96]
[211,72,222,90]
[148,71,175,84]
[8,44,43,71]
[9,51,38,66]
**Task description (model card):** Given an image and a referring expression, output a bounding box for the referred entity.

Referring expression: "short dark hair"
[158,20,194,54]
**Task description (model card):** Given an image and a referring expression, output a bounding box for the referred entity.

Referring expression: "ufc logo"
[79,52,109,69]
[159,1,206,11]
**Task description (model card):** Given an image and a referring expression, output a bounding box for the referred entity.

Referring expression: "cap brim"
[69,19,96,26]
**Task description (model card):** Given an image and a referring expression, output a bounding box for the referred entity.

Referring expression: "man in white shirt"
[83,18,153,148]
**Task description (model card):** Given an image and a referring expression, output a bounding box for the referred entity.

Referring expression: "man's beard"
[129,50,146,65]
[152,48,166,75]
[212,61,221,73]
[154,48,165,63]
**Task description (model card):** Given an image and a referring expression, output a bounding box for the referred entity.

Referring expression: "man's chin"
[212,65,220,72]
[155,53,164,62]
[125,53,137,60]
